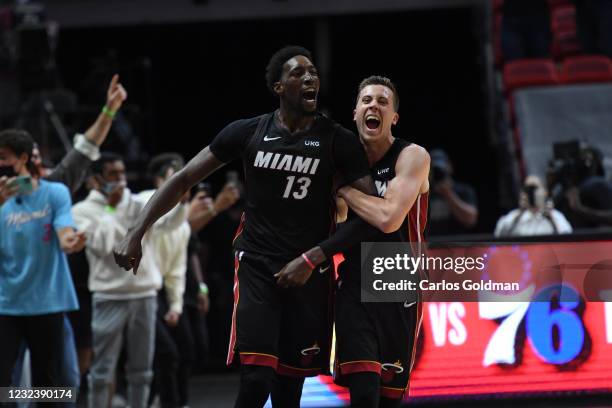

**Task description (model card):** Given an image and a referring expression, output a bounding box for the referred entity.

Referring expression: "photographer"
[427,149,479,236]
[495,175,572,237]
[549,142,612,229]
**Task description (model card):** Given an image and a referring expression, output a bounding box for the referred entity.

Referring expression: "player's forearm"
[318,216,382,259]
[131,147,224,238]
[130,172,192,238]
[340,187,399,233]
[84,110,114,146]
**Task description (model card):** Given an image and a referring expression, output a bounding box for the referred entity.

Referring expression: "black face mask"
[0,164,17,178]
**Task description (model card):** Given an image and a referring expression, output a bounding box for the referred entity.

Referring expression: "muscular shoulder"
[395,143,430,192]
[397,143,430,168]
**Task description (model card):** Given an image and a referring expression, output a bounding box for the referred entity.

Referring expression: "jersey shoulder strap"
[244,112,275,153]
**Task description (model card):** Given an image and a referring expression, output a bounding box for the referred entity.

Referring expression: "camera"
[431,163,448,183]
[549,141,592,189]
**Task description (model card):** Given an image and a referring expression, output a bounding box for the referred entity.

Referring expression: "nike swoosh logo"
[319,265,330,273]
[404,301,416,308]
[263,135,281,142]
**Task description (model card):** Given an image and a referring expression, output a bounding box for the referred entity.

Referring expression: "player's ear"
[353,108,357,122]
[273,81,283,96]
[392,112,399,125]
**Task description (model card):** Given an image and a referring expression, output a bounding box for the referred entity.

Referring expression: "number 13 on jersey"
[283,176,311,199]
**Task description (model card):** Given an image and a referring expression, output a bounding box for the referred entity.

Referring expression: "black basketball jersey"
[340,138,429,280]
[210,110,370,261]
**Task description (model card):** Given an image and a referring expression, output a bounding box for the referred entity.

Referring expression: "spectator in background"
[138,153,190,408]
[550,144,612,228]
[0,129,86,392]
[495,175,572,236]
[72,153,185,408]
[501,0,551,61]
[573,0,612,58]
[427,149,478,236]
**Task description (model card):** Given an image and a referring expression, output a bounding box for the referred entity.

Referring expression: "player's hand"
[0,176,18,205]
[164,310,180,327]
[106,74,128,113]
[275,256,314,288]
[113,229,143,275]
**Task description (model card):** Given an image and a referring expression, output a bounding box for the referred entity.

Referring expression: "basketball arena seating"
[493,0,612,180]
[561,55,612,83]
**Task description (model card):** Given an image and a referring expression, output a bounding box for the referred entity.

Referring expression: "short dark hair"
[147,152,184,179]
[0,129,35,161]
[265,45,313,94]
[91,152,123,176]
[357,75,400,111]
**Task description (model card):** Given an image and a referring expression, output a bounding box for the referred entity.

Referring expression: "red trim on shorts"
[339,360,382,375]
[277,363,324,377]
[232,212,245,244]
[240,352,279,369]
[380,386,406,399]
[226,256,240,366]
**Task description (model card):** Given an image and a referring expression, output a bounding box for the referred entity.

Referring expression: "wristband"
[301,253,316,270]
[104,205,116,214]
[199,282,209,295]
[102,106,116,119]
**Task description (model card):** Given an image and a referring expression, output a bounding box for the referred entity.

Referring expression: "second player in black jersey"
[113,46,384,408]
[285,76,431,408]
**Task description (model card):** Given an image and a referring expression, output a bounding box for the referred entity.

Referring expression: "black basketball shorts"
[333,278,422,400]
[227,250,334,377]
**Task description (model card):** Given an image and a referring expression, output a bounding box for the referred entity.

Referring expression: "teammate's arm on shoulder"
[339,144,430,234]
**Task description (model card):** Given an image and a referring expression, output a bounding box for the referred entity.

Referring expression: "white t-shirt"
[494,208,573,237]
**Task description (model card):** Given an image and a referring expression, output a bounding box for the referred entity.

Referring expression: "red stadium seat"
[503,59,560,93]
[561,55,612,83]
[551,5,577,33]
[552,28,582,60]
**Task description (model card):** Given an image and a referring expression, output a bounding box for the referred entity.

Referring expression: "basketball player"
[113,46,383,408]
[279,76,430,407]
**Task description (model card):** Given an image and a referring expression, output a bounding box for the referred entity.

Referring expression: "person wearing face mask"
[0,129,86,396]
[71,152,186,408]
[494,175,573,237]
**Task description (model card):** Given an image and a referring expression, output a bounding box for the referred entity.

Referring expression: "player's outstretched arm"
[113,147,225,273]
[339,144,430,234]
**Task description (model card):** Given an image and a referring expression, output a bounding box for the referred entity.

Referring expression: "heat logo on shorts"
[301,343,321,366]
[381,360,403,383]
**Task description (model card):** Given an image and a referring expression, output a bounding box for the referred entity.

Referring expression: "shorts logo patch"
[300,343,321,366]
[381,360,404,383]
